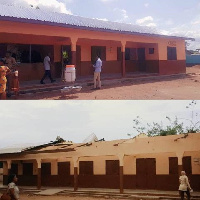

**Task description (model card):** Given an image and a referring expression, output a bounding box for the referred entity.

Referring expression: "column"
[3,161,11,185]
[73,157,79,191]
[121,41,126,77]
[36,159,41,190]
[18,162,23,176]
[71,38,78,66]
[176,152,184,176]
[51,160,58,176]
[118,154,124,194]
[7,160,12,175]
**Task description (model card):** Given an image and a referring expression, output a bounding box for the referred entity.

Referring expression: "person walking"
[40,53,56,84]
[92,56,102,90]
[0,64,11,100]
[179,171,193,200]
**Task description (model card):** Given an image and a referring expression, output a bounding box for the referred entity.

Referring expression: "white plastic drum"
[64,65,76,82]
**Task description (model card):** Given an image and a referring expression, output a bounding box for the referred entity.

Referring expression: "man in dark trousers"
[92,56,102,90]
[40,53,56,84]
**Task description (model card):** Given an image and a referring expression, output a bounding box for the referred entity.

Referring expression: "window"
[149,48,155,54]
[167,47,177,60]
[0,162,3,168]
[91,46,106,63]
[79,161,93,175]
[106,160,119,175]
[41,163,51,175]
[10,164,18,175]
[125,48,137,60]
[117,47,121,61]
[23,163,33,176]
[2,44,53,63]
[125,48,130,60]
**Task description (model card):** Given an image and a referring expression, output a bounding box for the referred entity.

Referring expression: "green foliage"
[128,101,200,138]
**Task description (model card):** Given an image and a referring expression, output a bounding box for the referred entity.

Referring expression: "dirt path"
[14,66,200,100]
[2,194,111,200]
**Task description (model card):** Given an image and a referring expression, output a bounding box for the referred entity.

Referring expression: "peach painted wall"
[0,20,186,62]
[80,40,118,62]
[1,134,200,175]
[158,39,186,60]
[126,43,159,61]
[79,155,118,175]
[184,151,200,175]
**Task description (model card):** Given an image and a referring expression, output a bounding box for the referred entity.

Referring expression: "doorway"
[136,158,156,189]
[137,48,146,72]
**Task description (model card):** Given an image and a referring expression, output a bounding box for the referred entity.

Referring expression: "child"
[0,65,11,100]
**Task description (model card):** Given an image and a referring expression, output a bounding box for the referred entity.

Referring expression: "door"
[183,157,192,175]
[137,48,146,72]
[58,162,70,186]
[136,158,156,189]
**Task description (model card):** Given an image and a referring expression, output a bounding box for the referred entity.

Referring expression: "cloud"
[113,8,129,23]
[136,16,157,27]
[0,0,72,14]
[101,0,118,3]
[144,3,149,8]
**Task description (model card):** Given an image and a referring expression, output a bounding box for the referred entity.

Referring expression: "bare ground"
[2,194,112,200]
[13,66,200,100]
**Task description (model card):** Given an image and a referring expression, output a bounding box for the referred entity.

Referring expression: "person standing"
[4,51,17,97]
[179,171,193,200]
[7,174,20,200]
[92,56,102,90]
[0,65,11,100]
[40,53,56,84]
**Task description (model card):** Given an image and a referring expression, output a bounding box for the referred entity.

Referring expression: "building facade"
[0,4,193,82]
[0,133,200,193]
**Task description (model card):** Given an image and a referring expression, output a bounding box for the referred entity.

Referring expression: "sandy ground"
[13,66,200,100]
[1,194,115,200]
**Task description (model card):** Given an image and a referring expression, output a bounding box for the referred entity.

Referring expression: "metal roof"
[0,4,194,40]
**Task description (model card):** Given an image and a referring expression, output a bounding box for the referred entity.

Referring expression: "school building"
[0,133,199,192]
[0,4,194,82]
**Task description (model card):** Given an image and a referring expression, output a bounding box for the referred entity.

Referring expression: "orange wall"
[0,20,186,63]
[1,133,200,176]
[158,39,186,60]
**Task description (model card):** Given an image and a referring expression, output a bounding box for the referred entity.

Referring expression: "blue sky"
[1,0,200,49]
[0,100,200,148]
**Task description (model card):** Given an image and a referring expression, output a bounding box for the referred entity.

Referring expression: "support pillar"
[71,38,78,66]
[73,157,79,191]
[118,154,124,194]
[177,152,184,176]
[36,159,41,190]
[18,161,23,175]
[121,41,126,77]
[7,160,12,175]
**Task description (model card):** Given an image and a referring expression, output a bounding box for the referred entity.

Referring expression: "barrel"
[64,65,76,82]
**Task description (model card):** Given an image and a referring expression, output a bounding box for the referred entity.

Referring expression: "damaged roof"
[0,4,194,40]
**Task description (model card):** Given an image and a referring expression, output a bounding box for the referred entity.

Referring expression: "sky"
[0,0,200,50]
[0,100,200,148]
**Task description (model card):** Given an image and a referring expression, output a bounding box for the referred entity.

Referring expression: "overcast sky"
[0,100,200,148]
[0,0,200,50]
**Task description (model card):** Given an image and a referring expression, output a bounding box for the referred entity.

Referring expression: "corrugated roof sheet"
[0,4,192,40]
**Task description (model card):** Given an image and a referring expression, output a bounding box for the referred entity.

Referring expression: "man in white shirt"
[179,171,192,200]
[40,53,56,84]
[92,56,102,90]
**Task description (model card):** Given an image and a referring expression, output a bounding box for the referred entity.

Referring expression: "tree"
[128,101,200,138]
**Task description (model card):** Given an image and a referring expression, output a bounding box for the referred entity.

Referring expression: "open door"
[137,48,146,72]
